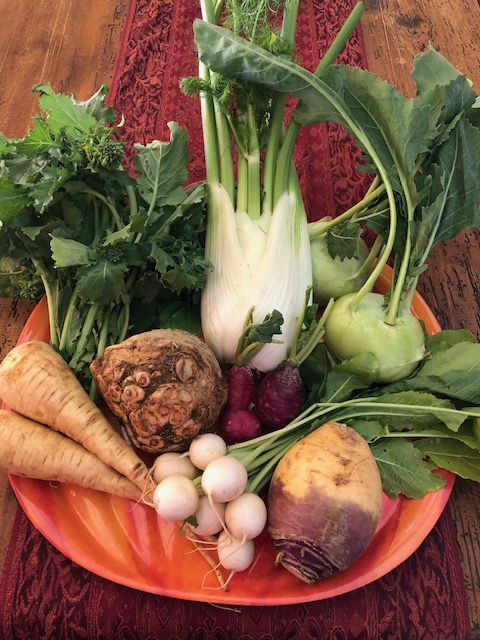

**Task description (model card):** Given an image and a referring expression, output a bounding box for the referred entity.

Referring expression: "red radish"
[220,408,262,444]
[226,364,255,410]
[255,363,306,429]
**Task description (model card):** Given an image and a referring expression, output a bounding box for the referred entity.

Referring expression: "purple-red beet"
[267,422,383,584]
[255,363,306,429]
[220,408,262,444]
[226,365,255,411]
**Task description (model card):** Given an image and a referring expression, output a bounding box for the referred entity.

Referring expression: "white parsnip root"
[0,409,145,501]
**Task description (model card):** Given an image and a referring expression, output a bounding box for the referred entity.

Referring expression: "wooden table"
[1,0,479,637]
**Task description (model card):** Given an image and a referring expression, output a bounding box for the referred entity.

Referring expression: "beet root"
[90,329,228,453]
[267,422,383,583]
[255,363,306,429]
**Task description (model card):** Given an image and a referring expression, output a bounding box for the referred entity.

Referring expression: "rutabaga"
[201,184,312,371]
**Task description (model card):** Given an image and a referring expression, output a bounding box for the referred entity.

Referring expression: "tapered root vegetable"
[267,421,383,584]
[90,329,228,453]
[0,409,145,501]
[0,341,151,492]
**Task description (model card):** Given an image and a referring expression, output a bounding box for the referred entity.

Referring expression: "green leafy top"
[0,84,208,390]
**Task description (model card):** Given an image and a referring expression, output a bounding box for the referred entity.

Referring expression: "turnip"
[151,452,199,484]
[224,492,267,540]
[324,292,426,383]
[152,474,200,522]
[267,421,383,584]
[201,455,248,503]
[217,531,255,572]
[189,495,226,537]
[188,433,227,470]
[220,407,262,444]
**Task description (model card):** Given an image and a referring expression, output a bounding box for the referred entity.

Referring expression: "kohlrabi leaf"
[420,118,480,245]
[412,46,472,94]
[426,329,477,355]
[415,438,480,482]
[326,220,363,259]
[370,438,446,499]
[194,20,432,198]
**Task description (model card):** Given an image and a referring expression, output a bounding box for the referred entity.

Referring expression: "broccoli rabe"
[0,84,207,396]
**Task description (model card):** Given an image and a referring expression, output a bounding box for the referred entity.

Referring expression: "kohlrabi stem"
[307,182,386,239]
[385,178,416,323]
[273,1,364,207]
[352,234,384,278]
[403,273,419,310]
[316,1,364,73]
[348,179,397,310]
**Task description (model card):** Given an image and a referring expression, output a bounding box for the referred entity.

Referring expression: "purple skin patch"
[268,479,378,583]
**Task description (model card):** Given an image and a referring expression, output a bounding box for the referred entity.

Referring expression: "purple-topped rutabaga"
[267,421,383,583]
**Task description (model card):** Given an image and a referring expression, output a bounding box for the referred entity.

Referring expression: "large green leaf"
[132,122,190,209]
[370,439,445,499]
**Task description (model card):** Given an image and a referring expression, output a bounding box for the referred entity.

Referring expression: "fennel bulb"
[201,183,312,372]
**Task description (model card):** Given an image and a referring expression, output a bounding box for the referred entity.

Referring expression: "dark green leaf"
[0,178,31,223]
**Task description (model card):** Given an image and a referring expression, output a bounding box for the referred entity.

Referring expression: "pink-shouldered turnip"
[267,421,382,584]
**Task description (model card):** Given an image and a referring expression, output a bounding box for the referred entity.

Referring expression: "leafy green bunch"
[0,83,209,395]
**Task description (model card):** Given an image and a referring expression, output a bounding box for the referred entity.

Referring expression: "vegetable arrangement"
[1,0,480,592]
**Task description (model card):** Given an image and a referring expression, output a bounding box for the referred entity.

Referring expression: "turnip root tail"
[0,341,152,493]
[0,409,145,502]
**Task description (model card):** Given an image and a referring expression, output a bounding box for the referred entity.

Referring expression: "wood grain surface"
[0,0,479,636]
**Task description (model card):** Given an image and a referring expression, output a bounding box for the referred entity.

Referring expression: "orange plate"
[8,274,454,605]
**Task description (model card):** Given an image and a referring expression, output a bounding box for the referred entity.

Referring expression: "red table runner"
[0,1,472,638]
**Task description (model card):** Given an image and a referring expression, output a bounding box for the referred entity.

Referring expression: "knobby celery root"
[267,422,383,584]
[0,341,152,493]
[0,409,145,501]
[90,329,228,453]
